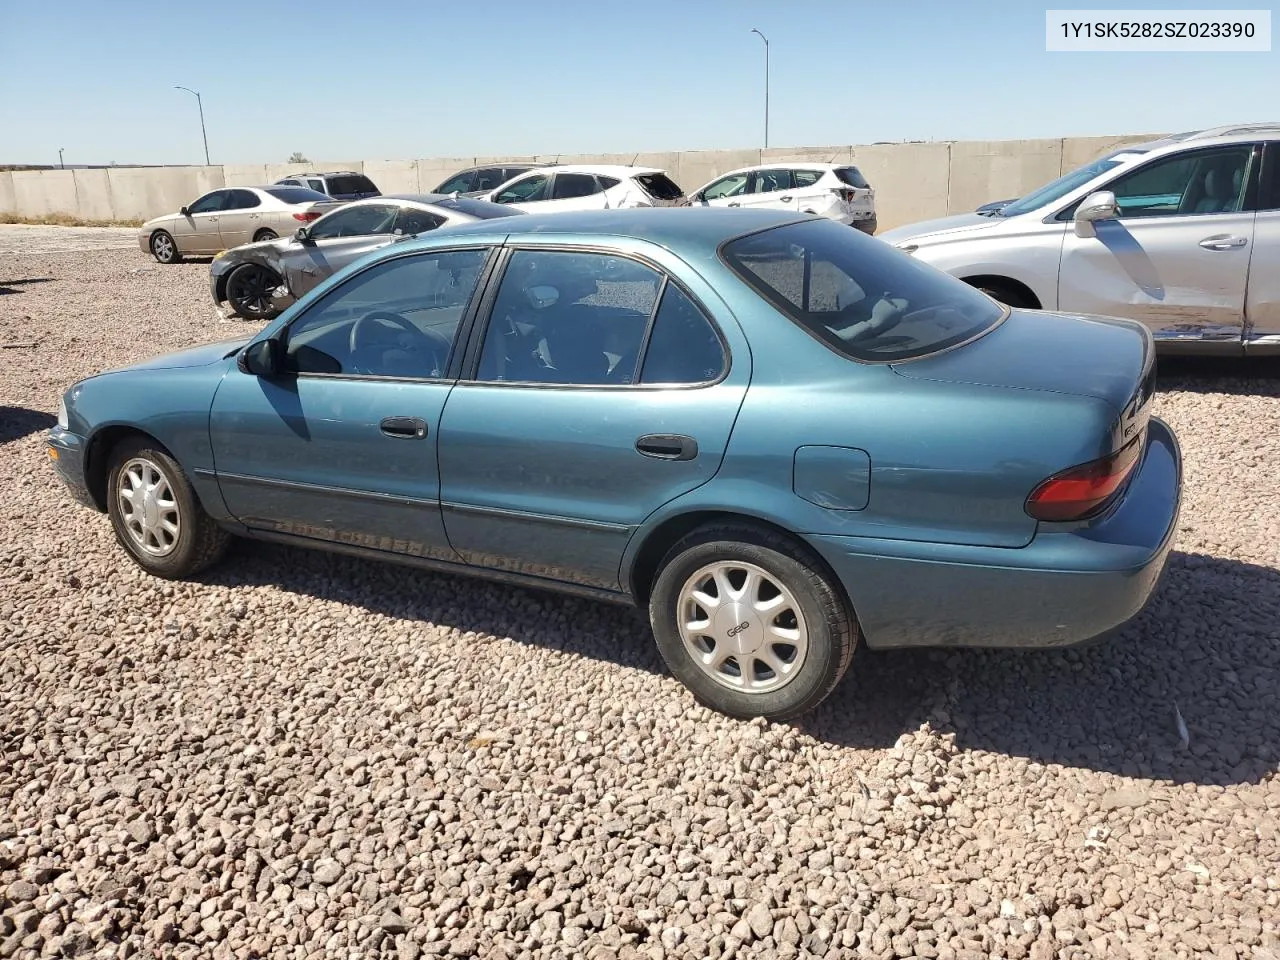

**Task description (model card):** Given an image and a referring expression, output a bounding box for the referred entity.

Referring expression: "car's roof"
[517,164,665,177]
[454,161,552,172]
[284,170,363,177]
[393,207,804,252]
[376,193,454,205]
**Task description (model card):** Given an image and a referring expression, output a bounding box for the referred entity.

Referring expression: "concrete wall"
[0,133,1164,229]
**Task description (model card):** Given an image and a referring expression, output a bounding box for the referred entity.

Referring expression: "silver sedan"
[209,194,524,320]
[139,186,342,264]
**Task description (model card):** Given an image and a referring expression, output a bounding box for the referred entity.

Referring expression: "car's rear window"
[721,219,1005,362]
[634,173,685,200]
[437,197,526,219]
[834,166,870,188]
[327,175,379,196]
[263,187,332,204]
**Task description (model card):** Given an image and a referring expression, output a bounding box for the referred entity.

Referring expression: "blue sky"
[1,0,1275,166]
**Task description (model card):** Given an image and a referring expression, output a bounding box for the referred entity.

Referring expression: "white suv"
[483,165,686,212]
[879,122,1280,357]
[688,163,877,234]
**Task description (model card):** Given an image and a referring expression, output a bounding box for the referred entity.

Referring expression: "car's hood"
[878,212,1000,246]
[116,336,252,373]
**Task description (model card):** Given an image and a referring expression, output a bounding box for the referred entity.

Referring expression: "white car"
[688,163,877,234]
[877,122,1280,357]
[484,165,687,212]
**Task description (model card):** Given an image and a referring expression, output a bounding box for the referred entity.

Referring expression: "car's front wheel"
[106,438,230,579]
[225,263,284,321]
[649,523,858,720]
[150,230,181,264]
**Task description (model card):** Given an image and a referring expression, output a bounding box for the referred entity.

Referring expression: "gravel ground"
[1,234,1278,960]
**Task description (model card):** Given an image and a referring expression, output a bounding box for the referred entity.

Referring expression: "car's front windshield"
[997,149,1146,218]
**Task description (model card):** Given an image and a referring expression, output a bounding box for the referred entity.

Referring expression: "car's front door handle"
[380,416,428,439]
[636,434,698,461]
[1199,235,1248,251]
[727,202,740,208]
[780,195,793,202]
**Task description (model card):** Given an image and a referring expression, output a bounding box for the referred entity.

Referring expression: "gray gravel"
[2,237,1279,960]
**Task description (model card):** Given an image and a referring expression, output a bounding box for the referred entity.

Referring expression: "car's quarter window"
[187,191,226,214]
[282,249,489,378]
[224,189,262,210]
[751,170,792,194]
[552,173,603,199]
[639,283,726,384]
[307,204,399,239]
[703,174,748,200]
[722,218,1005,362]
[394,207,445,235]
[1104,145,1254,218]
[792,169,824,188]
[476,250,661,385]
[494,174,549,204]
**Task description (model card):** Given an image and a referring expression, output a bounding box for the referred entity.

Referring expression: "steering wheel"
[348,310,452,376]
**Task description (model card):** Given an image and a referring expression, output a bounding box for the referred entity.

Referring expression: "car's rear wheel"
[106,438,230,579]
[150,230,181,264]
[225,263,284,321]
[649,523,858,720]
[253,228,279,243]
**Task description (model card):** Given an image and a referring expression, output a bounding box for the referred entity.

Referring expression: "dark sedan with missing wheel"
[209,194,524,320]
[51,208,1180,720]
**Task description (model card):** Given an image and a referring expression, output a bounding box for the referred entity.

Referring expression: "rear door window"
[552,173,603,199]
[834,167,870,188]
[639,284,726,384]
[307,179,326,193]
[634,173,684,201]
[224,189,262,210]
[721,219,1004,362]
[751,170,793,194]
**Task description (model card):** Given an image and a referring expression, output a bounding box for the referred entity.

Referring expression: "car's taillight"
[1025,434,1144,522]
[293,211,322,222]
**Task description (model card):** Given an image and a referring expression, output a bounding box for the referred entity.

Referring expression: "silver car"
[880,122,1280,356]
[209,194,523,320]
[139,186,342,264]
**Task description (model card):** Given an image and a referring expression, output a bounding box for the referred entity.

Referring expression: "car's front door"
[216,189,264,249]
[209,246,493,560]
[696,172,750,209]
[437,246,747,591]
[287,203,402,299]
[1058,143,1258,348]
[171,190,228,254]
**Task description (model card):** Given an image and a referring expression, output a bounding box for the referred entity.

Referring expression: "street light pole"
[750,28,769,149]
[58,148,65,170]
[174,86,211,165]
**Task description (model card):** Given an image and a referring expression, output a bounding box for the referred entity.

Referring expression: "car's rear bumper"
[46,426,97,510]
[807,417,1181,649]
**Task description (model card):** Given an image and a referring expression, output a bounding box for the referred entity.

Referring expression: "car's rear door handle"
[636,434,698,461]
[1199,235,1248,250]
[380,416,428,439]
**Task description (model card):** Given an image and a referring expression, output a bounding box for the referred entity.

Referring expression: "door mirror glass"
[1074,190,1118,238]
[238,338,282,377]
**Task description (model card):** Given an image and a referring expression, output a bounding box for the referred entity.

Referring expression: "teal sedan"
[47,208,1181,720]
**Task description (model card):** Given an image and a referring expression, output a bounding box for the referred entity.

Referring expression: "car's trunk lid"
[891,308,1156,449]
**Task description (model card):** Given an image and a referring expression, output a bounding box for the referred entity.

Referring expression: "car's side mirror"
[692,191,705,203]
[1074,190,1119,238]
[238,338,283,377]
[295,226,312,243]
[180,206,190,216]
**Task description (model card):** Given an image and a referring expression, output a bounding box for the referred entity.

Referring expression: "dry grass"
[0,212,143,228]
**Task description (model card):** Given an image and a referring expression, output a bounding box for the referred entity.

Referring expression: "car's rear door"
[287,203,402,298]
[171,190,228,254]
[209,246,495,560]
[1244,141,1280,353]
[436,242,748,592]
[740,169,794,213]
[217,189,265,249]
[1058,143,1258,349]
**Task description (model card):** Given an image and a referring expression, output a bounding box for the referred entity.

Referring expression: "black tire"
[150,230,182,264]
[648,522,858,720]
[225,263,284,321]
[973,281,1033,309]
[854,216,878,235]
[253,228,279,243]
[105,437,230,579]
